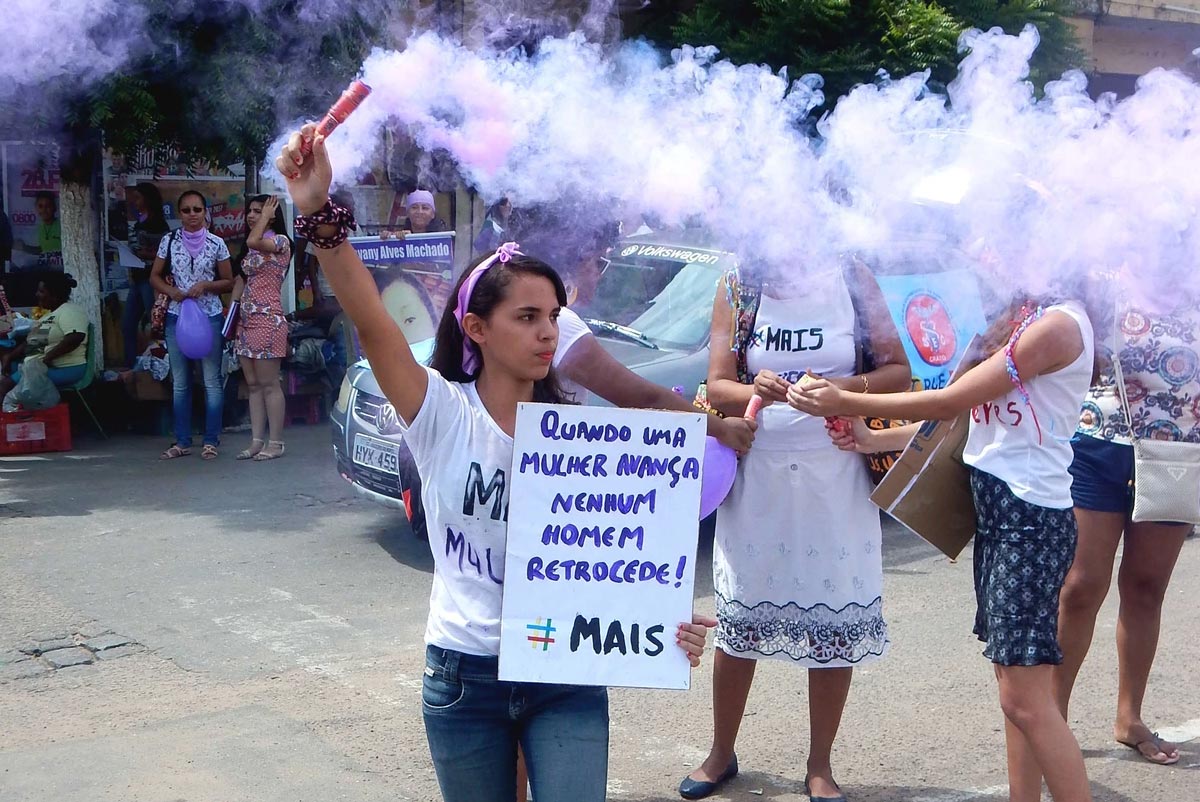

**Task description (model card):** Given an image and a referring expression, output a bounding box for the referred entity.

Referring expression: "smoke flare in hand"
[300,80,373,156]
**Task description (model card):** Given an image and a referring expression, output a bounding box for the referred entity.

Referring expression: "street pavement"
[1,426,1196,801]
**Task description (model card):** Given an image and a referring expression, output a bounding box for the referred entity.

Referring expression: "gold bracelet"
[861,374,870,393]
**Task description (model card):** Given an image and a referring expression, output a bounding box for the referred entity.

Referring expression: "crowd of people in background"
[0,135,1193,802]
[271,125,1196,802]
[3,153,1189,802]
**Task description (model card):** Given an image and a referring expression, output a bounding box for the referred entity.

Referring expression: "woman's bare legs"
[1112,521,1188,762]
[238,357,266,457]
[806,667,852,798]
[996,664,1092,802]
[254,357,285,457]
[687,649,757,782]
[1054,509,1124,715]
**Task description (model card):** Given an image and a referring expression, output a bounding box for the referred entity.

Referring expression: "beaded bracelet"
[295,199,357,249]
[1005,305,1045,404]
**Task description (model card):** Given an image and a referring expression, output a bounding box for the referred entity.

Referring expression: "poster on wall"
[498,403,706,690]
[2,142,62,271]
[349,232,456,345]
[874,270,988,392]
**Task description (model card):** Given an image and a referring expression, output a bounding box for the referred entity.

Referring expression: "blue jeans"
[164,312,223,447]
[122,280,155,367]
[421,645,609,802]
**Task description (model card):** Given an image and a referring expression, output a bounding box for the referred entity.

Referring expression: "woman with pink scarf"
[149,190,234,460]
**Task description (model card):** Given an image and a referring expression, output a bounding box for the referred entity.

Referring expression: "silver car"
[330,231,985,537]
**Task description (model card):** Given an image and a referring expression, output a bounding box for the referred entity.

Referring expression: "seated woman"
[0,273,88,397]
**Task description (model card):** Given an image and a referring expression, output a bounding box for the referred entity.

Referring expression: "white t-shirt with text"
[398,367,515,657]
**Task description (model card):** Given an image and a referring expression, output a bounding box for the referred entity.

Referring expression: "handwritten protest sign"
[499,403,707,690]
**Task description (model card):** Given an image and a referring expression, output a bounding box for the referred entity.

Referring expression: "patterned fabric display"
[969,469,1077,666]
[716,595,887,664]
[1079,303,1200,444]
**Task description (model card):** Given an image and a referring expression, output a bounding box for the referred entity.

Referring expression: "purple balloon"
[699,436,738,519]
[177,298,214,360]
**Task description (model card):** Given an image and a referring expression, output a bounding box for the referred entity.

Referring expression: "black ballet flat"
[678,755,738,800]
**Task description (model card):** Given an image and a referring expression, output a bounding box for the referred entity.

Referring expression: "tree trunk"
[59,178,103,363]
[244,154,260,196]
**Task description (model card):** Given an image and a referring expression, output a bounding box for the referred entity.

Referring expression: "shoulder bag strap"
[164,230,178,275]
[730,268,762,385]
[1111,301,1138,444]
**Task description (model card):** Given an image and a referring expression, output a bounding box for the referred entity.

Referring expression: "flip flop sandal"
[236,439,265,460]
[1118,733,1180,765]
[160,445,191,460]
[253,441,286,461]
[201,445,220,460]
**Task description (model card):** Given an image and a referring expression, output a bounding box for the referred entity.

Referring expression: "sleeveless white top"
[745,270,858,452]
[963,302,1094,509]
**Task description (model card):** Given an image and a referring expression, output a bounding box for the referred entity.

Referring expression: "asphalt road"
[1,426,1196,801]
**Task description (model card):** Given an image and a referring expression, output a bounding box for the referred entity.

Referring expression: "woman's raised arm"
[276,125,427,423]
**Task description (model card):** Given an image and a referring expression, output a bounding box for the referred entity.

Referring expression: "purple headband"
[454,242,523,374]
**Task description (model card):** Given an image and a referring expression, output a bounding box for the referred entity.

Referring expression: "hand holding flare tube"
[298,80,372,156]
[744,395,763,420]
[796,373,847,433]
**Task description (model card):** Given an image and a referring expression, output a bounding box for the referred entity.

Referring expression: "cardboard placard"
[869,335,986,559]
[499,403,706,690]
[870,412,974,559]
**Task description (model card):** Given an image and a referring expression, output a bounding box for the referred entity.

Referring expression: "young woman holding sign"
[787,295,1098,802]
[276,124,719,802]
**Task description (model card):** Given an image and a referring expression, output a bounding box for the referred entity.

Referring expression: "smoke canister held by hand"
[744,395,763,420]
[300,80,372,156]
[797,372,845,433]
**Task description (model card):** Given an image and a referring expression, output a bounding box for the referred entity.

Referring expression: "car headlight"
[334,374,353,414]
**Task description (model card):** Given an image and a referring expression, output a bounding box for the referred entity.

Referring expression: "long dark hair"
[235,194,292,276]
[135,182,168,232]
[430,252,574,404]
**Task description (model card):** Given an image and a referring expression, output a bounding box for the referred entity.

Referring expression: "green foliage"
[667,0,1083,106]
[72,1,382,169]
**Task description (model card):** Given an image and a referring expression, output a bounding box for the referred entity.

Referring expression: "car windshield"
[584,259,723,350]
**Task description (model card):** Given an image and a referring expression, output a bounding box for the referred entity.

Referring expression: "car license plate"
[353,434,400,475]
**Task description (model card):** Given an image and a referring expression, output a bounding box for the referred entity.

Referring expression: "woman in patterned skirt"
[233,195,292,461]
[1055,293,1200,765]
[680,263,910,801]
[790,294,1099,802]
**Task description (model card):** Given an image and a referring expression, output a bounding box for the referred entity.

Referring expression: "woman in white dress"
[681,263,910,801]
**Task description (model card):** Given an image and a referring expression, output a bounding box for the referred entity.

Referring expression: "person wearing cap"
[382,190,449,239]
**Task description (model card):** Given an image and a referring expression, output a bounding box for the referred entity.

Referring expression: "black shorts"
[970,469,1077,666]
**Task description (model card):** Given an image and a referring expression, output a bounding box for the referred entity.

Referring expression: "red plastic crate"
[0,403,73,455]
